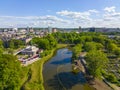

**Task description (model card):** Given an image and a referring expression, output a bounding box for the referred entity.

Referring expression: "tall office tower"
[48,26,52,33]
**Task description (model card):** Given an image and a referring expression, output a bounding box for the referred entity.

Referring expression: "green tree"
[0,54,21,90]
[32,35,57,50]
[72,44,82,60]
[106,42,117,53]
[9,40,14,49]
[86,50,108,78]
[38,39,50,50]
[84,42,104,52]
[114,48,120,57]
[0,40,3,53]
[84,42,96,52]
[93,36,105,45]
[0,40,3,48]
[9,39,24,49]
[106,73,118,83]
[45,34,57,48]
[95,43,104,50]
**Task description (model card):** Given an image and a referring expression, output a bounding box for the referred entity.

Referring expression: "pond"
[43,48,93,90]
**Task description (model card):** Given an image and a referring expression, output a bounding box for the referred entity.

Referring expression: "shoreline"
[73,52,112,90]
[22,44,68,90]
[40,44,68,90]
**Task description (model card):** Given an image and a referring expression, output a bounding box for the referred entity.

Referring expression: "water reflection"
[43,48,93,90]
[51,57,71,65]
[47,72,86,90]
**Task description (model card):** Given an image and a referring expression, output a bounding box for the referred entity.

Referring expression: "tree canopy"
[32,34,57,50]
[84,42,103,52]
[85,50,108,78]
[9,39,24,49]
[0,40,4,54]
[0,54,21,90]
[72,44,82,60]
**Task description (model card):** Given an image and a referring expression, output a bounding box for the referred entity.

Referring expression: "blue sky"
[0,0,120,28]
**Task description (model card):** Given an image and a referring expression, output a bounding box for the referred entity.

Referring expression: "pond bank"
[21,44,68,90]
[73,52,112,90]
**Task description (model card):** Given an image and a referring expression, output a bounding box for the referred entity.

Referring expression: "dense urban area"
[0,27,120,90]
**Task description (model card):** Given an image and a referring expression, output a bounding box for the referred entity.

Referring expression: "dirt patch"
[90,78,112,90]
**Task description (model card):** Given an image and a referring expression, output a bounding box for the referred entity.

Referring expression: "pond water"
[43,48,93,90]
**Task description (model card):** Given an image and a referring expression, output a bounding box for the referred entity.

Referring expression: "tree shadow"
[50,58,71,65]
[47,72,87,90]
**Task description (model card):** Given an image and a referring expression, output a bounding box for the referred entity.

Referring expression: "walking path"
[22,57,40,66]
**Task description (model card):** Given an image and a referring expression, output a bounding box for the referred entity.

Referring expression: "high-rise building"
[78,26,82,32]
[48,26,52,33]
[26,27,30,34]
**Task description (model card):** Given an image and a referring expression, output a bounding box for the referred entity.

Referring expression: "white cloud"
[0,15,71,28]
[1,7,120,28]
[104,6,116,13]
[103,6,120,22]
[88,9,99,13]
[57,10,91,21]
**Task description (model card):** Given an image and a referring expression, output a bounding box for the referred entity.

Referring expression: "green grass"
[83,84,95,90]
[21,44,68,90]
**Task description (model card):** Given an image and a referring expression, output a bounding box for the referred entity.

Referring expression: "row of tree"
[52,32,120,57]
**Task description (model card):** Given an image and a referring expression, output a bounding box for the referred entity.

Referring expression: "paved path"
[22,57,40,66]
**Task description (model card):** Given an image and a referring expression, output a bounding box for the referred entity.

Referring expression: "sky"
[0,0,120,28]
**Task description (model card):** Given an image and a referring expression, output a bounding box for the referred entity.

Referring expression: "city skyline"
[0,0,120,28]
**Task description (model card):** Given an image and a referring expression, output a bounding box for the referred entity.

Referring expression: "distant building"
[108,35,116,39]
[48,26,52,33]
[78,26,82,33]
[22,37,32,44]
[29,28,34,33]
[52,28,57,33]
[19,29,27,34]
[12,28,18,32]
[26,27,30,34]
[89,27,96,32]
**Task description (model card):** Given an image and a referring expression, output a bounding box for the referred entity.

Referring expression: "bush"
[40,50,51,58]
[105,73,118,83]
